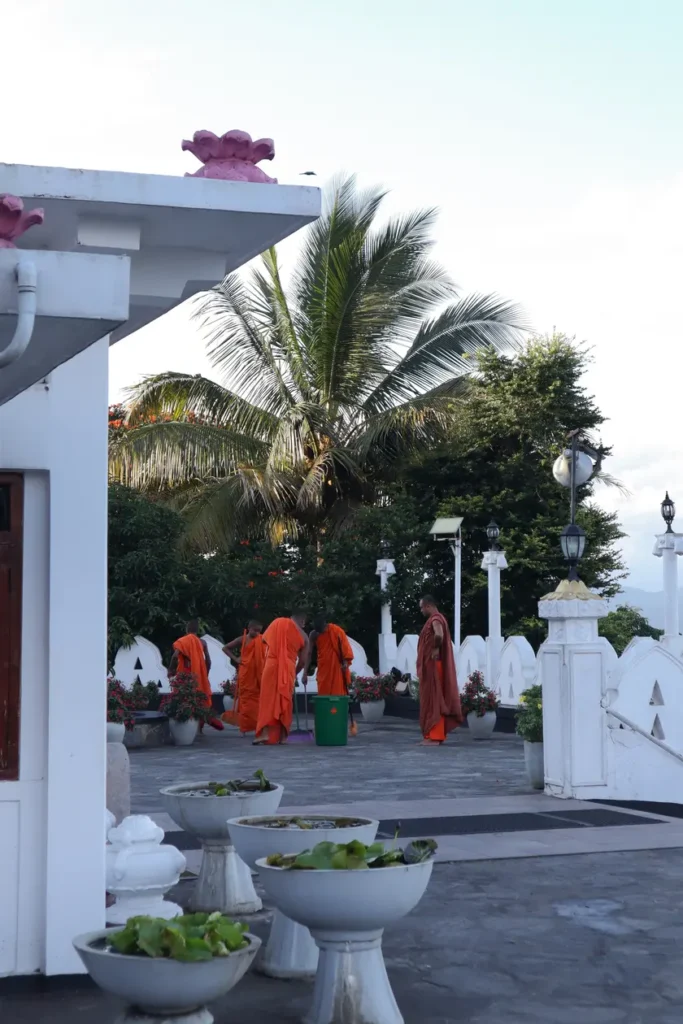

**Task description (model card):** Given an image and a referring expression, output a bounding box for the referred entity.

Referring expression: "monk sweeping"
[168,619,224,731]
[221,620,267,735]
[254,612,308,745]
[305,615,358,736]
[416,595,462,745]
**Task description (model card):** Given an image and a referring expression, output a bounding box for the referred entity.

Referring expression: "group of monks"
[169,595,463,747]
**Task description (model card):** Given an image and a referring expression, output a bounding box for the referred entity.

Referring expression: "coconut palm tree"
[109,176,528,550]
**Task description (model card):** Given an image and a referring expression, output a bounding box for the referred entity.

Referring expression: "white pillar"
[376,558,398,674]
[450,536,462,648]
[653,532,683,652]
[481,549,507,692]
[538,579,615,799]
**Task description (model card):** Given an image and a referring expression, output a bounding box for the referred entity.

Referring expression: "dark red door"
[0,474,23,780]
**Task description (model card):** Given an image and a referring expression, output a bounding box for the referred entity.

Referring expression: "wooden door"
[0,474,23,780]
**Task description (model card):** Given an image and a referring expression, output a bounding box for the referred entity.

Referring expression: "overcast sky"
[5,0,682,591]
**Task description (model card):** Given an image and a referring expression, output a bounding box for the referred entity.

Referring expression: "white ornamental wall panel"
[497,636,537,706]
[455,635,486,685]
[113,636,167,691]
[203,635,236,690]
[348,638,375,677]
[395,635,419,679]
[609,641,683,755]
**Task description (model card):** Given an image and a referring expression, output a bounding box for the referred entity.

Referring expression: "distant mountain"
[605,587,682,629]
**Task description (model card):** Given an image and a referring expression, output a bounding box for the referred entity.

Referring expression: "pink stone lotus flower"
[182,130,277,184]
[0,194,45,249]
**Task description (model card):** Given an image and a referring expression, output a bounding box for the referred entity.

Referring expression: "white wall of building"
[0,340,108,976]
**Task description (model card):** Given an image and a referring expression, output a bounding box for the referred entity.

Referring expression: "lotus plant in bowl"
[257,838,437,1024]
[227,814,379,980]
[161,770,283,915]
[73,912,261,1024]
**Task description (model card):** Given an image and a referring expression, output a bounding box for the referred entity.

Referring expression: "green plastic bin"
[314,695,349,746]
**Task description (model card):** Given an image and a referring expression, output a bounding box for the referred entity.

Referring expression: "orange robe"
[223,633,266,733]
[256,618,305,744]
[416,612,462,741]
[316,624,353,696]
[173,634,212,701]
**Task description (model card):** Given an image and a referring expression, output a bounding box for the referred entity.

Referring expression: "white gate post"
[538,579,613,799]
[376,556,398,674]
[481,548,507,693]
[653,531,683,653]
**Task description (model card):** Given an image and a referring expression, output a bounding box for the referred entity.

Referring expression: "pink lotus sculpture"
[0,194,45,249]
[182,130,277,184]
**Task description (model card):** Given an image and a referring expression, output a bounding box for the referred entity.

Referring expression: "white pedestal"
[106,741,131,823]
[305,930,401,1024]
[116,1009,212,1024]
[258,909,318,980]
[191,842,262,915]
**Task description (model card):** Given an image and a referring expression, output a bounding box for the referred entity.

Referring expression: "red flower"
[253,602,259,609]
[247,580,255,588]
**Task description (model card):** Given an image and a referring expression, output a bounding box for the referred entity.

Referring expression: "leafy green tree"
[599,605,663,655]
[109,175,526,549]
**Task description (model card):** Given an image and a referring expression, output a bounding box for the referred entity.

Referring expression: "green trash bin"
[314,695,349,746]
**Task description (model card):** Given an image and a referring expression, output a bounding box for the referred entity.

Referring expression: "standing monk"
[416,596,462,745]
[255,612,308,745]
[168,619,224,732]
[305,615,353,695]
[221,620,267,735]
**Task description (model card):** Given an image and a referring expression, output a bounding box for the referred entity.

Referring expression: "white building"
[0,157,320,976]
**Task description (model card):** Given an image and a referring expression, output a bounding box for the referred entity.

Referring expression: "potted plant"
[220,679,236,712]
[351,674,393,723]
[257,838,436,1023]
[161,673,210,746]
[460,670,499,740]
[73,912,260,1020]
[227,814,379,980]
[161,770,283,916]
[107,679,134,743]
[516,683,544,789]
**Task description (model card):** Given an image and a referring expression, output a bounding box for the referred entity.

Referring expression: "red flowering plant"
[350,674,395,703]
[220,679,236,698]
[161,672,211,723]
[459,670,500,718]
[107,679,136,729]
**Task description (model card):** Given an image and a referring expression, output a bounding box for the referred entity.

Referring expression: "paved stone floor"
[6,850,683,1022]
[131,717,530,815]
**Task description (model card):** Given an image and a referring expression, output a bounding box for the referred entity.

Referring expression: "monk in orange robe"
[416,596,462,745]
[221,620,266,735]
[255,612,308,745]
[306,616,354,695]
[168,619,224,731]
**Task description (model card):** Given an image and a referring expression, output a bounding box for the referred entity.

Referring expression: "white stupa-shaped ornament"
[106,814,186,923]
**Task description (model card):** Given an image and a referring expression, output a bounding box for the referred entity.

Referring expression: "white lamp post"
[481,520,507,690]
[376,541,398,673]
[429,517,463,647]
[653,492,683,651]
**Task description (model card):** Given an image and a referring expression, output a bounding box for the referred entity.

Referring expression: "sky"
[5,0,683,591]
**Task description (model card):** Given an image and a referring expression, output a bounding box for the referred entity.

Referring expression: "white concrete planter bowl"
[256,859,433,1024]
[169,718,200,746]
[161,782,284,915]
[106,722,125,744]
[227,815,379,980]
[73,927,260,1020]
[223,695,234,712]
[467,710,497,740]
[360,698,385,723]
[525,740,545,790]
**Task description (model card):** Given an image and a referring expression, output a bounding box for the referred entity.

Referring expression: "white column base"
[106,742,131,823]
[258,908,318,980]
[106,894,183,924]
[116,1008,212,1023]
[191,842,262,915]
[305,929,402,1024]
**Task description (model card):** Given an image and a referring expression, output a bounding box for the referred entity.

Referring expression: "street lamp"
[553,429,602,580]
[560,523,586,581]
[486,520,500,550]
[661,492,676,534]
[429,516,463,647]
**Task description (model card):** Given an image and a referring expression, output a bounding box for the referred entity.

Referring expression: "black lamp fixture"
[560,523,586,581]
[379,537,391,558]
[486,520,500,549]
[661,492,676,534]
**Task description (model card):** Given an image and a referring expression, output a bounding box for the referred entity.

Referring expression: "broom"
[287,678,314,743]
[340,634,358,737]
